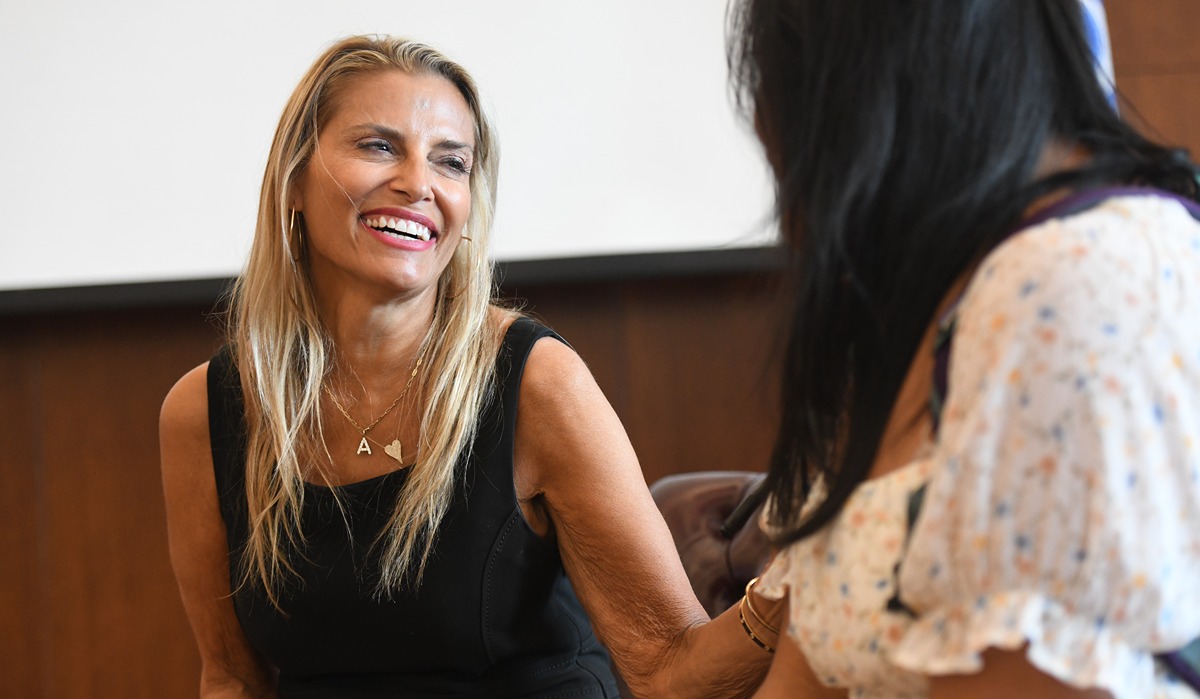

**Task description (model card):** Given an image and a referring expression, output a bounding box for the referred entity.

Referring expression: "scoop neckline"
[303,465,412,493]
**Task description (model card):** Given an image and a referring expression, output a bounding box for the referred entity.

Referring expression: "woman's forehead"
[325,70,476,144]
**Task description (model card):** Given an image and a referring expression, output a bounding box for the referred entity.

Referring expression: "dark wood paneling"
[0,307,221,697]
[507,272,783,486]
[1108,0,1200,157]
[1117,73,1200,158]
[36,308,219,696]
[617,275,782,484]
[503,281,633,420]
[1107,0,1200,72]
[0,317,44,697]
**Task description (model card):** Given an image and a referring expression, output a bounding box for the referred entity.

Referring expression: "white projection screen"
[0,0,776,302]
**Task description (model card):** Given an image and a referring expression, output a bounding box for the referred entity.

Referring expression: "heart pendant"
[383,439,404,464]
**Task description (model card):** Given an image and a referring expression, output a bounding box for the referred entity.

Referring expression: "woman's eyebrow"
[353,123,473,152]
[352,122,403,141]
[435,139,474,154]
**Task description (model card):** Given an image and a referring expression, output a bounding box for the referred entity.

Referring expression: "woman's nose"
[389,159,433,202]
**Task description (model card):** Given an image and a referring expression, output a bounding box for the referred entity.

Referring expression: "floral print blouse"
[757,192,1200,699]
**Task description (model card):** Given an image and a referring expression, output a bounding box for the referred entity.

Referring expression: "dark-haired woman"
[727,1,1200,696]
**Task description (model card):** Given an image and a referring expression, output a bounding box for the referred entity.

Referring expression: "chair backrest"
[650,471,771,616]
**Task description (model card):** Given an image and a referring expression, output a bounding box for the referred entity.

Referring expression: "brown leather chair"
[649,471,772,616]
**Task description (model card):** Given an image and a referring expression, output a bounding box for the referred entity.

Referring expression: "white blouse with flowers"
[757,193,1200,699]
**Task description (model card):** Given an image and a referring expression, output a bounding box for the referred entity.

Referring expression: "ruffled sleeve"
[754,476,827,602]
[891,199,1200,698]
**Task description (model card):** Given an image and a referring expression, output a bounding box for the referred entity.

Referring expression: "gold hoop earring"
[289,209,304,261]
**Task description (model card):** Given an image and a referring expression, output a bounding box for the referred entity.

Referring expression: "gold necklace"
[325,348,426,464]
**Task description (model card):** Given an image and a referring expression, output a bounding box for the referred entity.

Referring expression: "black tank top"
[206,318,619,698]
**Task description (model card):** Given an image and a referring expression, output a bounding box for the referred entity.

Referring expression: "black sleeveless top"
[206,318,619,698]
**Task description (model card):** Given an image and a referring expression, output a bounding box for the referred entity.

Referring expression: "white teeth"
[365,216,431,241]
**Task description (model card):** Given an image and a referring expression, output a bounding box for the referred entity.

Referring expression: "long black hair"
[728,0,1200,543]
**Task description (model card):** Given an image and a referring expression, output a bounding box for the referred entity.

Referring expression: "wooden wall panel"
[35,308,218,696]
[616,275,782,483]
[1107,0,1200,157]
[508,272,783,486]
[0,318,44,697]
[503,281,633,419]
[0,307,220,697]
[1115,73,1200,159]
[1107,0,1200,71]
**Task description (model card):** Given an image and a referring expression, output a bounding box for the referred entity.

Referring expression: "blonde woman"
[159,35,777,698]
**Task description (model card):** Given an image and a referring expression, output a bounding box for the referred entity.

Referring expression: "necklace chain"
[325,347,427,454]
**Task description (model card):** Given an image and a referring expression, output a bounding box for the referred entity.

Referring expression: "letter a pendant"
[357,436,372,455]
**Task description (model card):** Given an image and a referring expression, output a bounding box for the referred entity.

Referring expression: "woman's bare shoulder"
[160,362,212,444]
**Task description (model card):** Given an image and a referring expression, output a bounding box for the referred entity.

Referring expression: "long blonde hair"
[228,35,505,607]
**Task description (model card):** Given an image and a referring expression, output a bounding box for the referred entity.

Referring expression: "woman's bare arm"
[928,646,1113,699]
[752,613,848,699]
[160,364,277,698]
[514,338,777,697]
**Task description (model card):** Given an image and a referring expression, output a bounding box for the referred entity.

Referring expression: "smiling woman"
[296,70,474,305]
[157,34,777,698]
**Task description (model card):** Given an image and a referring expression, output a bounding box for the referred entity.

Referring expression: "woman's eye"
[439,156,470,174]
[359,139,394,154]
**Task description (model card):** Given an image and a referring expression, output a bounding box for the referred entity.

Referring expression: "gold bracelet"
[738,596,776,654]
[743,577,780,635]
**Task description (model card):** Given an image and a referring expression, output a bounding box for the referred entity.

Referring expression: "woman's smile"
[360,207,439,250]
